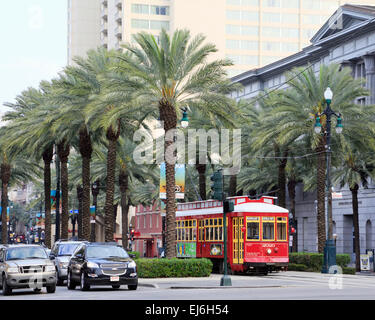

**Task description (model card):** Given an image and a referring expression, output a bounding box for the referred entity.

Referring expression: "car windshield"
[86,246,129,259]
[6,247,48,261]
[57,243,80,256]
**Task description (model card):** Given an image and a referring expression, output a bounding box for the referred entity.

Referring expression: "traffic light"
[130,229,135,241]
[223,200,234,213]
[210,171,223,201]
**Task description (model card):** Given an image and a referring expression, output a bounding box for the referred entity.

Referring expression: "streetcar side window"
[262,217,275,241]
[204,217,223,241]
[176,219,197,242]
[246,217,259,241]
[277,217,287,241]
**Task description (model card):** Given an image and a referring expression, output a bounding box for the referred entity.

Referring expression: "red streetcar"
[175,196,289,275]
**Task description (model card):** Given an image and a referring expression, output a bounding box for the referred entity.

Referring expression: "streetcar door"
[232,217,244,264]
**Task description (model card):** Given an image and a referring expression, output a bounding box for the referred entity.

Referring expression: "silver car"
[0,245,56,296]
[50,240,87,285]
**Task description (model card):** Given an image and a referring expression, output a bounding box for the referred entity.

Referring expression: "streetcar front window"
[262,217,275,240]
[247,222,259,240]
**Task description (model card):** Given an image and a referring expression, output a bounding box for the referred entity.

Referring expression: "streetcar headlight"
[267,249,272,255]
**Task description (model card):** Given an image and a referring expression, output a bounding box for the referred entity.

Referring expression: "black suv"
[67,243,138,291]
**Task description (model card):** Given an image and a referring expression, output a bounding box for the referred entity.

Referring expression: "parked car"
[50,240,88,286]
[67,242,138,291]
[0,244,56,296]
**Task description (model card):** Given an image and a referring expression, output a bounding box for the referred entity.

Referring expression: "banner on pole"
[160,163,185,199]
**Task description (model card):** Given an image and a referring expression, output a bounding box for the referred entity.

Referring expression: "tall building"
[68,0,375,74]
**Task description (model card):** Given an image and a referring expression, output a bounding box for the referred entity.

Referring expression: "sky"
[0,0,67,113]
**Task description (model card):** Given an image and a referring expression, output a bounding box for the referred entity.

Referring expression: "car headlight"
[58,262,69,269]
[45,265,56,272]
[7,267,19,274]
[128,261,136,269]
[87,262,99,269]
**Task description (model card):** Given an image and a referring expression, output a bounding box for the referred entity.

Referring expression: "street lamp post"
[314,87,343,274]
[91,181,100,242]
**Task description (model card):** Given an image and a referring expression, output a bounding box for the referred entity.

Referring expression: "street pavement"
[1,271,375,300]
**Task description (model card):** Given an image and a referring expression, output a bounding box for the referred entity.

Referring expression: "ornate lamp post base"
[220,274,232,287]
[322,239,336,273]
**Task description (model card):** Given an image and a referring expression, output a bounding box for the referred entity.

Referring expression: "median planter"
[135,258,213,278]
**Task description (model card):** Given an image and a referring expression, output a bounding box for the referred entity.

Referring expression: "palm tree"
[2,84,55,247]
[264,63,368,252]
[48,57,108,241]
[109,29,237,257]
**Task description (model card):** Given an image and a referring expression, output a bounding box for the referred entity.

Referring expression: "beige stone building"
[68,0,375,75]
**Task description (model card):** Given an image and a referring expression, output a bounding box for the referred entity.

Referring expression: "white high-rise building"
[68,0,375,75]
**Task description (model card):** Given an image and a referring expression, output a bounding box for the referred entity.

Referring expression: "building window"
[150,20,170,30]
[262,12,281,23]
[282,28,299,39]
[227,0,259,5]
[281,0,299,8]
[281,13,299,24]
[262,0,280,7]
[150,5,169,16]
[226,24,258,36]
[131,19,149,29]
[131,4,149,14]
[262,42,280,51]
[302,0,321,10]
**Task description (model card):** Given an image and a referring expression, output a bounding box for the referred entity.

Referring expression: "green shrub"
[135,258,213,278]
[128,251,140,259]
[287,263,308,271]
[343,267,356,275]
[336,254,351,268]
[289,252,351,272]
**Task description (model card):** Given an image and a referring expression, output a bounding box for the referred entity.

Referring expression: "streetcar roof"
[176,201,288,217]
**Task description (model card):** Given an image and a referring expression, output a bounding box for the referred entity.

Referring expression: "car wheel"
[47,284,56,294]
[128,284,137,291]
[112,285,121,289]
[2,276,12,296]
[67,271,76,290]
[80,272,90,291]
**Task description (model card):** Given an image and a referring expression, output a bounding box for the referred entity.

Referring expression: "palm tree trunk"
[196,163,206,200]
[104,124,120,242]
[288,178,297,252]
[58,141,70,240]
[159,101,177,258]
[42,146,53,248]
[229,175,237,197]
[1,163,10,244]
[351,184,361,272]
[79,126,93,241]
[119,171,129,249]
[277,150,288,208]
[316,139,326,253]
